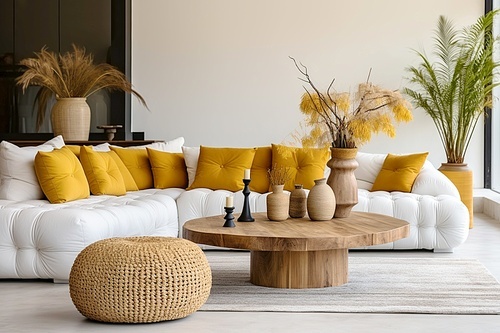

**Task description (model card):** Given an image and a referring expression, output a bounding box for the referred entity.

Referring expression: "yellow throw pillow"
[79,146,127,196]
[110,146,153,190]
[34,146,90,203]
[250,146,272,193]
[371,152,429,192]
[108,152,139,191]
[147,148,188,189]
[189,146,257,191]
[65,145,82,157]
[271,144,329,192]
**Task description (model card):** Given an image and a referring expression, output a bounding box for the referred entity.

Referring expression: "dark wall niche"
[0,0,134,141]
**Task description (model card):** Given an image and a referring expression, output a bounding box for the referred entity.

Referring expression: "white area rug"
[201,252,500,314]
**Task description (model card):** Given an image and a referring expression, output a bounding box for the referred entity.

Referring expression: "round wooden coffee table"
[183,212,409,289]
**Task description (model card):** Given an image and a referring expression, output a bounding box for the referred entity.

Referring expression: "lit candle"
[244,169,251,180]
[226,196,234,207]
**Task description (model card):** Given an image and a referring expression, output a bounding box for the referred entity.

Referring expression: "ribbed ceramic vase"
[327,147,358,218]
[51,97,91,141]
[267,185,289,221]
[307,178,335,221]
[289,184,307,218]
[438,163,473,228]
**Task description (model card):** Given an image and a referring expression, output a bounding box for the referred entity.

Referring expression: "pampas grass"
[16,45,147,130]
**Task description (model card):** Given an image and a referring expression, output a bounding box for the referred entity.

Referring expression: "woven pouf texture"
[69,237,212,323]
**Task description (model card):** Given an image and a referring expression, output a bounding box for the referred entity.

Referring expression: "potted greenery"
[404,10,500,227]
[16,45,147,140]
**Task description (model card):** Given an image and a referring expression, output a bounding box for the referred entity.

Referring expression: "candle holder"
[238,179,255,222]
[223,206,236,227]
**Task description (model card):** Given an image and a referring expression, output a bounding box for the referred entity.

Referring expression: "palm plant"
[16,44,147,130]
[405,10,500,164]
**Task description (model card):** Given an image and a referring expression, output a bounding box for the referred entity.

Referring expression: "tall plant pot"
[51,97,91,141]
[438,163,473,228]
[327,147,358,218]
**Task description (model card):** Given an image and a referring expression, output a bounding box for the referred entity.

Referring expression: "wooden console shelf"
[9,140,159,148]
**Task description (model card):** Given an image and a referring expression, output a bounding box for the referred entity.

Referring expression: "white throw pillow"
[92,142,111,151]
[0,136,65,201]
[181,146,200,187]
[354,151,386,190]
[112,137,185,153]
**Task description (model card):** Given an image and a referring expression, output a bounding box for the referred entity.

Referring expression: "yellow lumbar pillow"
[271,144,329,191]
[249,146,272,193]
[371,152,429,192]
[79,146,127,196]
[147,148,188,189]
[34,146,90,203]
[189,146,257,192]
[110,146,153,190]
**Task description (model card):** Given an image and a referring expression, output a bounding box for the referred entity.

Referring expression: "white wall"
[131,0,485,187]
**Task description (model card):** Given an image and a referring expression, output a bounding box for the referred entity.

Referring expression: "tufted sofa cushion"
[0,189,179,282]
[354,190,469,250]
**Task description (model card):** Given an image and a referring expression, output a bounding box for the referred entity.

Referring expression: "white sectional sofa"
[0,139,469,282]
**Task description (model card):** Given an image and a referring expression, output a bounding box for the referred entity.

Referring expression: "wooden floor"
[0,213,499,333]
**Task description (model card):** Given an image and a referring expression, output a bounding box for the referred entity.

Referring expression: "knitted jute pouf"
[69,237,212,323]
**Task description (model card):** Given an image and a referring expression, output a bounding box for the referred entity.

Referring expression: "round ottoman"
[69,237,212,323]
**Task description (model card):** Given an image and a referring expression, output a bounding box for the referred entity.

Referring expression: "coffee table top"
[183,212,409,251]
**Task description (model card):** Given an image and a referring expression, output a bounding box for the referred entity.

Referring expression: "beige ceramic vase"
[267,185,289,221]
[307,178,335,221]
[51,97,91,141]
[327,147,358,218]
[289,184,307,218]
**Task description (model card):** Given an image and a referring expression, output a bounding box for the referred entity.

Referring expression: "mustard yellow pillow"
[34,146,90,203]
[189,146,257,191]
[108,152,139,191]
[79,146,126,196]
[271,144,329,192]
[65,145,81,157]
[147,148,188,189]
[110,146,153,190]
[250,146,272,193]
[371,152,429,192]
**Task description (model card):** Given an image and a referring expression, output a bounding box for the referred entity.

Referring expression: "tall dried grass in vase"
[16,45,147,130]
[290,57,413,149]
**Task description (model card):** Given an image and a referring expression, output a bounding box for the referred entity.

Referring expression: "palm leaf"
[405,10,500,163]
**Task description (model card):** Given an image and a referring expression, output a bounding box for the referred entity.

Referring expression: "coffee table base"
[250,249,348,289]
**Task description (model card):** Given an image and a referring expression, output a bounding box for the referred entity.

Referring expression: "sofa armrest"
[411,161,460,198]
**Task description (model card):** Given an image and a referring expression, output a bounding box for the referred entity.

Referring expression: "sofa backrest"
[351,151,460,198]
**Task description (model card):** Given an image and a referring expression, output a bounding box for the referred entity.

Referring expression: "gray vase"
[289,184,307,218]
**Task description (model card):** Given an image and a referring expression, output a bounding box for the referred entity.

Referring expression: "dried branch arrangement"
[290,57,413,148]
